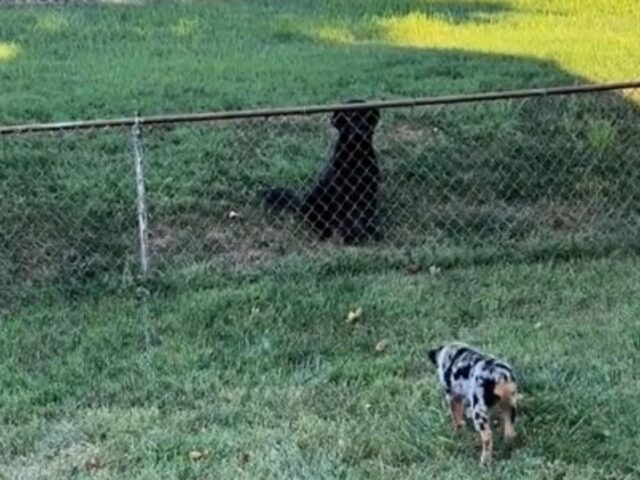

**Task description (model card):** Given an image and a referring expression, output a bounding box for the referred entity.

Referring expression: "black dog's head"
[331,99,380,138]
[427,346,443,366]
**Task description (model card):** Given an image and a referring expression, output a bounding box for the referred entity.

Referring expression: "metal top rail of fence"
[1,80,639,134]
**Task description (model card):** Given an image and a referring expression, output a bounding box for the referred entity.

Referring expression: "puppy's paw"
[503,425,516,441]
[480,453,492,466]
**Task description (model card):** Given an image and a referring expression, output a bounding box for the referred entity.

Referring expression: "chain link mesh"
[2,88,639,308]
[0,127,136,308]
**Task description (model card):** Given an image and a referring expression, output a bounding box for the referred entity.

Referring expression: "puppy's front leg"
[500,404,516,440]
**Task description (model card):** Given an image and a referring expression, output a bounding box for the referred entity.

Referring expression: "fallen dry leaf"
[188,449,210,461]
[85,456,104,471]
[428,265,441,275]
[406,263,421,274]
[345,307,363,324]
[236,451,251,466]
[375,338,390,353]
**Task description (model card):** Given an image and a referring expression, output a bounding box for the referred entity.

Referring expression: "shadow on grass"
[265,0,515,24]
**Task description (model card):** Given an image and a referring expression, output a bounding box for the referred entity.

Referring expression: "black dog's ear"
[428,346,442,366]
[331,109,350,131]
[331,99,370,131]
[331,107,380,132]
[362,107,380,130]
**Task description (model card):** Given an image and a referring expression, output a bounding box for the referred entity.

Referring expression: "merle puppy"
[262,100,381,244]
[428,343,518,465]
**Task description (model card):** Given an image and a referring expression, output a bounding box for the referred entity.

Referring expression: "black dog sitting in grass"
[262,100,382,245]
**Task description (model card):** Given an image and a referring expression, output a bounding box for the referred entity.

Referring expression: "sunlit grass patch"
[372,5,640,82]
[33,12,71,34]
[0,42,20,62]
[171,18,200,38]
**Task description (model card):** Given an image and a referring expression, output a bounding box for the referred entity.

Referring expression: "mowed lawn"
[2,256,640,478]
[0,0,639,123]
[1,1,640,479]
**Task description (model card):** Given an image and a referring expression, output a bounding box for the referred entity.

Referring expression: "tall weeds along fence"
[2,82,640,308]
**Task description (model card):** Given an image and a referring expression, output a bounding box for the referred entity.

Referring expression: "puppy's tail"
[260,187,300,213]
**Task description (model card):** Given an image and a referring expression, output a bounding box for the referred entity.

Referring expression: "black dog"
[262,100,381,244]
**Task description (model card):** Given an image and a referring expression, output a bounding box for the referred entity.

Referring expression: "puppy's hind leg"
[472,408,493,465]
[448,395,465,429]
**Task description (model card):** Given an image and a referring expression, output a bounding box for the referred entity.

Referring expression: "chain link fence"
[2,83,640,309]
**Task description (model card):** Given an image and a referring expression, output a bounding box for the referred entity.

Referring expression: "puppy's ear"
[428,346,442,366]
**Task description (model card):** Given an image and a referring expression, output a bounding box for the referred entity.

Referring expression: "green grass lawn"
[1,1,640,478]
[0,0,639,123]
[2,255,640,478]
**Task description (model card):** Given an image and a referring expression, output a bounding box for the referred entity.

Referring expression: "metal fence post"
[132,113,149,276]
